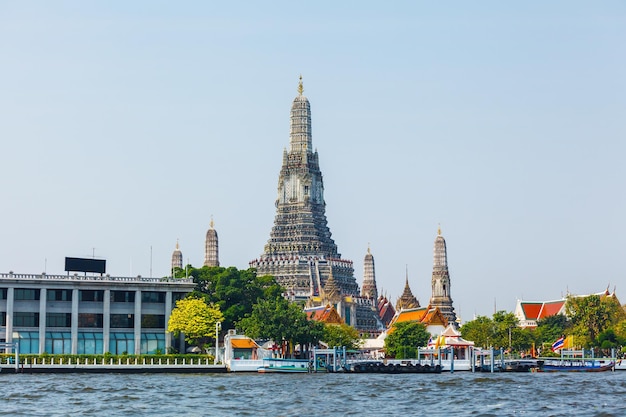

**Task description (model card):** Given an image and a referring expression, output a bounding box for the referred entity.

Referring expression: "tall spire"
[361,244,378,299]
[171,239,183,275]
[429,226,457,326]
[204,217,219,267]
[396,267,420,311]
[289,75,313,154]
[250,78,359,299]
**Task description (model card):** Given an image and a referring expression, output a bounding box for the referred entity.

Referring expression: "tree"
[566,294,624,347]
[176,265,283,332]
[384,321,430,359]
[460,315,494,348]
[461,311,533,351]
[322,323,362,350]
[535,314,570,347]
[167,298,224,351]
[238,296,323,358]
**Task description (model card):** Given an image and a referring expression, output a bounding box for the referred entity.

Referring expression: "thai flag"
[551,337,565,352]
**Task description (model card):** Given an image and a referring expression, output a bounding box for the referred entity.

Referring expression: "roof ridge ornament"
[298,74,304,96]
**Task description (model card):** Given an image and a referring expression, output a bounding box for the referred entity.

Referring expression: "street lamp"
[214,321,222,365]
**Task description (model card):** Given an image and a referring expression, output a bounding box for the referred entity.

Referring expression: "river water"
[1,371,624,416]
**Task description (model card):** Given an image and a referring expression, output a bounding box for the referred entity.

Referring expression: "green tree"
[384,321,430,359]
[167,298,224,351]
[238,296,323,358]
[566,294,624,347]
[176,265,283,332]
[535,314,570,347]
[460,315,494,348]
[322,323,362,350]
[461,311,532,352]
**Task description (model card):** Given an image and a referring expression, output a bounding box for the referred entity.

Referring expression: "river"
[1,371,624,416]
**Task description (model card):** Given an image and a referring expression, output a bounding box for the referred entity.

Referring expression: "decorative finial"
[438,223,442,236]
[176,239,179,250]
[405,264,409,282]
[367,243,371,254]
[298,75,304,96]
[210,215,214,229]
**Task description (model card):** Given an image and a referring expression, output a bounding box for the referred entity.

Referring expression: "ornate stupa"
[396,268,420,311]
[250,76,358,299]
[429,226,457,325]
[171,240,183,273]
[204,218,219,267]
[361,245,378,300]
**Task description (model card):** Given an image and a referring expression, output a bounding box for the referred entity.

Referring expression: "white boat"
[257,357,311,373]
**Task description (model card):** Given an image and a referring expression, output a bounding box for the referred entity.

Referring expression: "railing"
[0,356,215,366]
[0,272,193,284]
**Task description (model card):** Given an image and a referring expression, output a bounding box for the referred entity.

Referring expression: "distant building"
[204,218,219,267]
[361,246,378,300]
[514,289,621,329]
[171,240,183,273]
[428,227,457,326]
[0,271,194,355]
[249,77,381,333]
[396,269,420,311]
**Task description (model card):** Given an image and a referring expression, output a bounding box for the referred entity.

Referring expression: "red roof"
[538,300,565,319]
[520,302,543,320]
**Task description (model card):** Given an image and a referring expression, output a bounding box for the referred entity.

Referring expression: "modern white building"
[0,272,195,355]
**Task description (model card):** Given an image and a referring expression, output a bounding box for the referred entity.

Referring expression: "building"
[396,269,420,311]
[204,218,219,267]
[171,240,183,273]
[429,227,457,326]
[514,289,621,329]
[249,77,381,333]
[0,272,195,355]
[361,246,378,300]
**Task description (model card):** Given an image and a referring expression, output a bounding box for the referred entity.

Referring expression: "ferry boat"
[539,349,615,372]
[257,357,311,373]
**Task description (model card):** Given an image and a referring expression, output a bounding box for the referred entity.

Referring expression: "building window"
[172,292,186,306]
[78,313,103,328]
[15,331,40,354]
[79,290,104,302]
[14,289,40,301]
[77,332,103,355]
[1,312,5,326]
[140,333,165,354]
[14,312,40,327]
[110,314,134,328]
[0,288,7,300]
[47,289,72,302]
[141,314,165,329]
[141,291,165,303]
[46,313,71,327]
[109,332,135,355]
[45,332,71,354]
[111,291,135,303]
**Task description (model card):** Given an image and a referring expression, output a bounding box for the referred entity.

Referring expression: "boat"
[257,357,312,373]
[540,359,614,372]
[350,361,442,374]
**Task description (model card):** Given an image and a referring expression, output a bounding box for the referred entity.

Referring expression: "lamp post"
[214,321,222,365]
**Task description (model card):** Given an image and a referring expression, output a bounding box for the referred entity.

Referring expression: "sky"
[1,1,624,320]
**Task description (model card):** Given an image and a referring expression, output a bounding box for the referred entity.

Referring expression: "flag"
[427,336,433,346]
[563,335,574,349]
[551,337,565,352]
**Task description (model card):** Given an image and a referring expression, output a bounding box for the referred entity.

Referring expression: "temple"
[204,218,219,267]
[429,226,457,326]
[171,240,183,273]
[250,77,382,334]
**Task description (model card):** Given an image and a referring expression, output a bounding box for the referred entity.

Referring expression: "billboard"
[64,257,106,274]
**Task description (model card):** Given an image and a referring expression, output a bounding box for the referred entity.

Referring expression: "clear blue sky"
[1,1,624,320]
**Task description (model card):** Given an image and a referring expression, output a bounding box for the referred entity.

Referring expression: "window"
[110,314,134,328]
[14,289,40,301]
[0,288,7,300]
[46,313,71,327]
[141,291,165,303]
[14,312,40,327]
[78,313,103,328]
[79,290,104,302]
[77,332,103,355]
[45,332,71,354]
[111,291,135,303]
[47,289,72,302]
[109,332,135,355]
[1,312,5,326]
[141,314,165,329]
[172,292,187,306]
[140,333,165,354]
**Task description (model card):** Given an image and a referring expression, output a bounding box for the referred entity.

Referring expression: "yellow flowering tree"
[168,298,224,351]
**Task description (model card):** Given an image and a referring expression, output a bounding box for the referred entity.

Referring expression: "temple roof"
[396,275,420,311]
[304,304,343,324]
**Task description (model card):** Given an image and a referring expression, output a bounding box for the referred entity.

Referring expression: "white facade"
[0,272,195,355]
